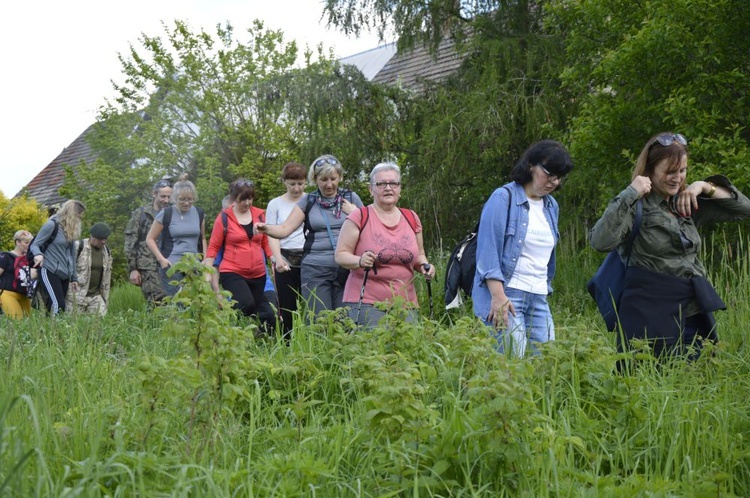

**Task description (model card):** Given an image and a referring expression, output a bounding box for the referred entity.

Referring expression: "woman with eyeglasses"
[590,132,750,361]
[256,154,364,317]
[203,179,275,331]
[29,199,86,315]
[265,162,308,337]
[473,140,574,357]
[146,174,206,298]
[335,162,435,329]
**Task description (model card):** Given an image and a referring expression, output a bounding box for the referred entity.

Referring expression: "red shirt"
[207,206,270,279]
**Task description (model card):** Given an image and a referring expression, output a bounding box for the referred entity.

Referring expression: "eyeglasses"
[373,181,402,189]
[313,157,340,170]
[537,164,566,185]
[654,133,688,147]
[177,197,195,203]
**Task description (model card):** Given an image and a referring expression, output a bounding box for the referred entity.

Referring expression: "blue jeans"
[484,287,555,357]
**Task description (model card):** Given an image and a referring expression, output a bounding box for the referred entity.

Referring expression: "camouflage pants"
[140,269,166,304]
[67,293,107,316]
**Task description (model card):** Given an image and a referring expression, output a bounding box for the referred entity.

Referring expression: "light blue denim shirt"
[472,181,560,321]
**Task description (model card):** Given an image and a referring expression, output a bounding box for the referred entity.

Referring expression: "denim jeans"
[484,287,555,357]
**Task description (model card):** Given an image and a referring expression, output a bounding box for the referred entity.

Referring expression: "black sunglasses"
[234,179,254,188]
[153,179,172,189]
[654,133,687,147]
[313,157,340,170]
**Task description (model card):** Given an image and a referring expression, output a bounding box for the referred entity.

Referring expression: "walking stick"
[355,267,372,327]
[423,263,434,319]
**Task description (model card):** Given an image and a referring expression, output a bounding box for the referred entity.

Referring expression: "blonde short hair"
[14,230,32,242]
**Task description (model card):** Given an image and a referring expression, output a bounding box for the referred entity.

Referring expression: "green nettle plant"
[137,255,259,453]
[3,228,750,495]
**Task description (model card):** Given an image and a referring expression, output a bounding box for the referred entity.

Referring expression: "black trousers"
[274,265,301,338]
[219,272,275,331]
[40,268,69,315]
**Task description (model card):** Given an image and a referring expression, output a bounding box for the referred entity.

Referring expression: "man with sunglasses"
[590,132,750,362]
[124,179,173,304]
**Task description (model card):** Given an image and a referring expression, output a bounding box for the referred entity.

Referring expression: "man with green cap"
[66,222,113,315]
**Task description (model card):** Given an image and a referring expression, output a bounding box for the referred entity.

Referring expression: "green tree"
[548,0,750,227]
[0,193,47,250]
[323,0,571,246]
[64,18,407,277]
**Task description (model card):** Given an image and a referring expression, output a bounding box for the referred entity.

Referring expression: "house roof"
[339,42,397,81]
[371,36,465,92]
[21,124,98,208]
[20,38,465,209]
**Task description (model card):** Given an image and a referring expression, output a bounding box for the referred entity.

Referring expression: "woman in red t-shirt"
[204,179,272,329]
[335,162,436,329]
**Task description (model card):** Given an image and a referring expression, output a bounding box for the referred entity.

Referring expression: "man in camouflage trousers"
[124,179,172,304]
[67,223,113,315]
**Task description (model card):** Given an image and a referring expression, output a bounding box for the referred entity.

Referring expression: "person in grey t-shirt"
[257,154,363,317]
[146,174,206,298]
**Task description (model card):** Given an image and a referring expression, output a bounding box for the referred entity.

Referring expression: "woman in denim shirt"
[473,140,574,356]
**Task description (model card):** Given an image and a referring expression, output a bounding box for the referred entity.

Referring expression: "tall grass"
[1,233,750,496]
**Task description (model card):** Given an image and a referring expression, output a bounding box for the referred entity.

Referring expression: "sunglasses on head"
[234,179,254,188]
[313,157,340,170]
[654,133,688,147]
[154,179,172,189]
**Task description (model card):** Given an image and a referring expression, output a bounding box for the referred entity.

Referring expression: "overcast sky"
[0,0,382,199]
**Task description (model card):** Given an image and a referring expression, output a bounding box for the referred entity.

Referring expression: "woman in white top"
[266,162,307,337]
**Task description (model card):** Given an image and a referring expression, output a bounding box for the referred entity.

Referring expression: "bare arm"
[146,221,169,269]
[412,231,435,280]
[335,219,372,269]
[267,237,290,273]
[256,205,305,239]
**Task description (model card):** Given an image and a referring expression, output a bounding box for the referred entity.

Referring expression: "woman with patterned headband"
[590,132,750,361]
[257,154,364,317]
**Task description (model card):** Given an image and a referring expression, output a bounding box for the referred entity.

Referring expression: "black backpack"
[443,223,480,309]
[444,185,512,309]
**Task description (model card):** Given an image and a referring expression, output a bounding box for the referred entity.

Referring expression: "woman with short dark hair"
[473,140,574,356]
[204,179,274,331]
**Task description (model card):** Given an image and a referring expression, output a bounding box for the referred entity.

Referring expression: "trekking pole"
[423,263,433,319]
[355,267,371,327]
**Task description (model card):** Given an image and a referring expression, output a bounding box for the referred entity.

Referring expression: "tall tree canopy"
[548,0,750,225]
